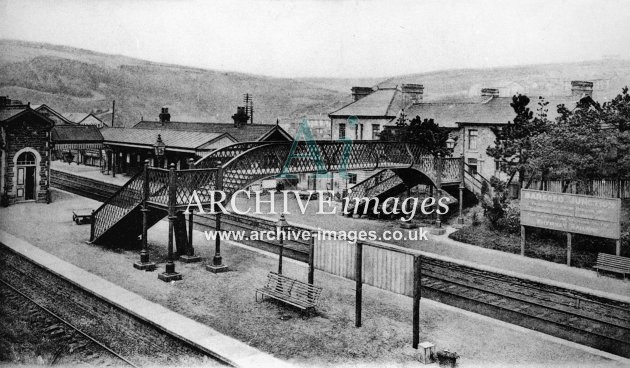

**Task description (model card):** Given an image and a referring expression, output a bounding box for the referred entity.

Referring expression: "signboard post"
[520,189,622,265]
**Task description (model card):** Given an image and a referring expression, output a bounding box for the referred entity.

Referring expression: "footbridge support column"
[207,161,229,273]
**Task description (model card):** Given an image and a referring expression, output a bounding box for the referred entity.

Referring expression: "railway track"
[50,169,119,202]
[0,278,138,367]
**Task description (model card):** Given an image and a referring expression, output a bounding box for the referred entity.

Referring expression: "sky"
[1,0,629,78]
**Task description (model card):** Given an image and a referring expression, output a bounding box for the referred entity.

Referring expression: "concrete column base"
[180,255,202,263]
[206,264,229,273]
[133,261,156,271]
[429,227,447,235]
[399,221,419,229]
[158,272,183,282]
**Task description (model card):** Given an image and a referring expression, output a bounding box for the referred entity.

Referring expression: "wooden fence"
[313,238,417,296]
[528,179,630,198]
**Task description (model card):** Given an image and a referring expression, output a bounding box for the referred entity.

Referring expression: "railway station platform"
[1,190,628,366]
[50,162,630,299]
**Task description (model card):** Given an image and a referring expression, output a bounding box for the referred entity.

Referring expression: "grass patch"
[450,210,629,270]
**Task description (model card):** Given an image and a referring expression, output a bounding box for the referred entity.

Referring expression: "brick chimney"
[351,87,374,102]
[481,88,500,98]
[401,83,424,104]
[571,81,593,97]
[159,107,170,124]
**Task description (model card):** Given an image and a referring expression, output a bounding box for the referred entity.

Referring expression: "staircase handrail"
[92,170,144,216]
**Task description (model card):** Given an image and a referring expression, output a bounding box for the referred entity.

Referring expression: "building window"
[467,129,478,150]
[17,152,36,165]
[339,123,346,139]
[348,173,357,185]
[468,158,478,175]
[372,124,380,139]
[495,159,501,172]
[359,124,363,140]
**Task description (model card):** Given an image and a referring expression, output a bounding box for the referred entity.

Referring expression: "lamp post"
[276,214,289,275]
[154,134,165,168]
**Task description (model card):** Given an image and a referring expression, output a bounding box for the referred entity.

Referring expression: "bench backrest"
[596,253,630,271]
[266,272,322,304]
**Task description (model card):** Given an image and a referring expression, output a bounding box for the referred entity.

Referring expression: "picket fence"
[528,179,630,199]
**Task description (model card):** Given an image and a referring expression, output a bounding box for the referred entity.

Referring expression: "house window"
[359,124,363,140]
[339,123,346,139]
[348,173,357,185]
[467,129,478,150]
[372,124,380,139]
[468,158,478,175]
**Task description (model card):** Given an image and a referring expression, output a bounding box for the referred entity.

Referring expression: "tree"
[529,89,630,188]
[380,114,453,156]
[486,95,549,194]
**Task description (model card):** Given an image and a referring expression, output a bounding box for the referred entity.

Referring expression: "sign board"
[520,189,621,239]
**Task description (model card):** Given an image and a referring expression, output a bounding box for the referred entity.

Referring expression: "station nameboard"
[520,189,621,239]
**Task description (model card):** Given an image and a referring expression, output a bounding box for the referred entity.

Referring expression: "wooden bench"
[256,272,322,316]
[593,253,630,280]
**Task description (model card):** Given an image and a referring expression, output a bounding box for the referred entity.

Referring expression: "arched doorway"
[15,151,37,201]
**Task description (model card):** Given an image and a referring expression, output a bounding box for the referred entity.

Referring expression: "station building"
[0,96,54,204]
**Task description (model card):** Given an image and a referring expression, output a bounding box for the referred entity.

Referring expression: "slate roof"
[33,104,75,124]
[0,106,55,126]
[132,120,291,142]
[402,96,586,128]
[52,125,103,142]
[329,88,402,118]
[62,112,91,124]
[101,128,232,149]
[0,107,26,122]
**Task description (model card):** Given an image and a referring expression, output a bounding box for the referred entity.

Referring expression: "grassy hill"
[0,40,349,127]
[379,59,630,101]
[2,39,630,129]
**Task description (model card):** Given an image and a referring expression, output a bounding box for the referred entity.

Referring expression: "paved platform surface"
[0,230,292,368]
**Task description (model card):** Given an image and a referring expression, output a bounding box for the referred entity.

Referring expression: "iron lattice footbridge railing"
[207,141,461,200]
[92,141,477,241]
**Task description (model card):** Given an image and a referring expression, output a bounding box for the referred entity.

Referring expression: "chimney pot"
[159,107,170,123]
[571,81,593,97]
[351,87,374,102]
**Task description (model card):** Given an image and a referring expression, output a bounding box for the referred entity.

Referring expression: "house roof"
[101,127,234,150]
[0,107,26,122]
[33,104,75,124]
[132,120,292,142]
[0,105,55,126]
[402,96,586,128]
[62,112,91,123]
[329,88,402,118]
[52,125,103,142]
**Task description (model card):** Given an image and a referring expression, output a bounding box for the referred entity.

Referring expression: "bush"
[479,176,520,234]
[493,204,520,234]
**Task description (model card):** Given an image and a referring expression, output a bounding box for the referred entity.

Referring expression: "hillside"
[2,39,630,129]
[0,40,350,127]
[379,59,630,101]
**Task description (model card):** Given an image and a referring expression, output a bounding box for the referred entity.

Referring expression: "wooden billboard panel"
[520,189,621,239]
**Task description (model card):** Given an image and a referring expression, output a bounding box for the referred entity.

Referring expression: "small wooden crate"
[72,209,93,225]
